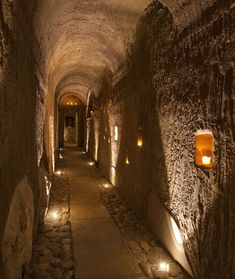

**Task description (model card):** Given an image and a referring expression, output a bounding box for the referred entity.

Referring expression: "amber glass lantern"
[195,130,214,168]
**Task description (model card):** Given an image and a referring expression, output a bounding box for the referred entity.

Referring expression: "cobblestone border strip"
[88,166,189,279]
[29,173,75,279]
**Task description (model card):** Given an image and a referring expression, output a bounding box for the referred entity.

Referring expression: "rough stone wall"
[0,1,48,278]
[89,1,235,278]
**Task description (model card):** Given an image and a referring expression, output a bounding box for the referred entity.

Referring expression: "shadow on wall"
[111,6,194,275]
[187,159,235,279]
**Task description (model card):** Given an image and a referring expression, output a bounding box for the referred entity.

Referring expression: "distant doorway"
[58,95,86,148]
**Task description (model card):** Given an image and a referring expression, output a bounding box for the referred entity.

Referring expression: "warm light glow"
[159,262,169,272]
[51,211,59,220]
[103,183,110,189]
[55,170,62,175]
[88,162,94,166]
[195,130,214,168]
[171,217,183,245]
[114,126,119,142]
[137,128,143,147]
[202,156,211,165]
[59,154,63,159]
[137,137,143,147]
[125,155,130,165]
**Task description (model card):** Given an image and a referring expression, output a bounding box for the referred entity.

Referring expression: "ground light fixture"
[171,217,183,245]
[51,211,59,220]
[137,127,143,147]
[159,262,170,272]
[125,154,130,165]
[103,183,111,189]
[195,130,214,168]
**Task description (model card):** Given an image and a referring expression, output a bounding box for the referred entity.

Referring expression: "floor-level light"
[125,154,130,165]
[137,127,143,147]
[51,211,59,220]
[159,262,170,272]
[103,183,110,189]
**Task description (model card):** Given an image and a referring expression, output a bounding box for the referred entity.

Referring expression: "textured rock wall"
[2,176,34,279]
[89,1,235,278]
[0,1,48,277]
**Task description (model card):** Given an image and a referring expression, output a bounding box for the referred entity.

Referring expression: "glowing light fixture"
[89,162,94,166]
[59,154,63,159]
[159,262,169,272]
[171,217,183,245]
[125,154,130,165]
[51,211,59,220]
[114,126,119,142]
[55,170,62,175]
[137,127,143,147]
[195,130,214,168]
[103,183,110,189]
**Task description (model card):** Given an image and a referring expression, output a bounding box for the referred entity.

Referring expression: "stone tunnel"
[0,0,234,278]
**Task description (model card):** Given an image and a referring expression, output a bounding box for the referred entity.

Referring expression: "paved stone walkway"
[30,147,189,279]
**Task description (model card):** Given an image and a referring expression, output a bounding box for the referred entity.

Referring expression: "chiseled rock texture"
[88,1,235,278]
[2,176,34,279]
[0,1,48,278]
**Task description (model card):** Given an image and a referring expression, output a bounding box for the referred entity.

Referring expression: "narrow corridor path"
[63,147,144,279]
[30,147,187,279]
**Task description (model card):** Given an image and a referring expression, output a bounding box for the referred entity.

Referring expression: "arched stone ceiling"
[35,0,151,99]
[35,0,217,100]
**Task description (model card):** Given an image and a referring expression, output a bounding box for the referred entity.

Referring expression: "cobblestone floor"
[29,147,190,279]
[29,172,74,279]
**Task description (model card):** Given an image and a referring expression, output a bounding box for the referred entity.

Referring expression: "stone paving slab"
[70,202,109,220]
[73,240,142,278]
[71,218,122,242]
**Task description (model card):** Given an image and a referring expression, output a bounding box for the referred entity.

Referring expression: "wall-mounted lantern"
[195,130,214,168]
[114,126,119,142]
[137,127,143,147]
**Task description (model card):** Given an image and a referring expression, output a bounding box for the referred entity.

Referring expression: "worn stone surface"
[0,1,234,279]
[28,165,75,279]
[92,165,188,279]
[2,176,34,279]
[87,1,235,278]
